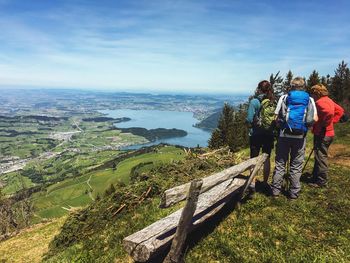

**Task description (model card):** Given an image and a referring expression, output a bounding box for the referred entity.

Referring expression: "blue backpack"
[281,90,312,135]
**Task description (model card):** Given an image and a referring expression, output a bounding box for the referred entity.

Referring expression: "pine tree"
[273,70,293,98]
[270,71,284,98]
[307,70,321,91]
[208,103,248,151]
[320,74,332,88]
[330,61,350,103]
[208,103,234,149]
[232,104,249,150]
[208,129,223,149]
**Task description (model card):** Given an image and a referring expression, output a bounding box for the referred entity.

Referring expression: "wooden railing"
[123,153,268,262]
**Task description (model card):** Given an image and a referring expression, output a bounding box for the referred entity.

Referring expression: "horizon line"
[0,85,251,96]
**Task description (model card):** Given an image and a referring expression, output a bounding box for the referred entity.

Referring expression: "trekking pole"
[302,146,315,173]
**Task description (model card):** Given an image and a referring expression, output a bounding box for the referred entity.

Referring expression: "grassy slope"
[1,172,34,195]
[186,167,350,262]
[32,146,184,219]
[0,146,185,263]
[1,124,349,263]
[43,151,240,263]
[0,217,66,263]
[45,123,350,263]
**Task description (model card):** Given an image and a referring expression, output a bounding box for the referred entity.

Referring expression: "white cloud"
[0,0,349,93]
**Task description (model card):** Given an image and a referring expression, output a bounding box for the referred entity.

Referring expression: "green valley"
[32,145,184,220]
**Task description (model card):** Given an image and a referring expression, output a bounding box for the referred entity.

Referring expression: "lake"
[100,109,211,149]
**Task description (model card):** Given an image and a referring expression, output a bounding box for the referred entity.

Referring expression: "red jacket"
[312,96,344,137]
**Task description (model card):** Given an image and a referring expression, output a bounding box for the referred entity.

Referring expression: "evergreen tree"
[273,70,293,98]
[270,71,284,98]
[307,70,321,91]
[330,61,350,104]
[232,104,249,150]
[320,74,332,89]
[208,129,223,149]
[208,103,249,151]
[208,103,234,150]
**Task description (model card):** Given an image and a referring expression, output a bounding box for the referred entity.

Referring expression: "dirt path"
[328,143,350,167]
[86,174,95,201]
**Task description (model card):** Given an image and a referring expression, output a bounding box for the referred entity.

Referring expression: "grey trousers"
[272,136,306,198]
[312,135,333,185]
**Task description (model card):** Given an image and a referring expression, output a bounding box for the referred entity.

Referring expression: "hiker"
[309,84,344,187]
[246,80,275,192]
[272,77,318,199]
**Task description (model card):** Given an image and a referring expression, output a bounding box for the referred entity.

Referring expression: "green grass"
[31,146,184,219]
[0,217,66,263]
[185,122,350,262]
[1,172,35,195]
[186,163,350,262]
[90,146,183,186]
[42,150,243,262]
[0,118,61,158]
[44,123,350,263]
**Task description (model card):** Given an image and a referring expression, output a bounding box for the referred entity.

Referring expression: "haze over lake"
[100,109,211,148]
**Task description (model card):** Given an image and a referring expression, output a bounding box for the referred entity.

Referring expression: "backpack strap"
[305,98,314,126]
[261,98,270,106]
[281,95,289,122]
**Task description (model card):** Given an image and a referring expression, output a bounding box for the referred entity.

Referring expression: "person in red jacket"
[309,84,344,187]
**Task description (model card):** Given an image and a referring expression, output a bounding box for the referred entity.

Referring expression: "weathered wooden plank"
[160,156,259,208]
[164,179,203,263]
[123,177,247,262]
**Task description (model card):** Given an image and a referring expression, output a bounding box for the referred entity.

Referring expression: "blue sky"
[0,0,349,94]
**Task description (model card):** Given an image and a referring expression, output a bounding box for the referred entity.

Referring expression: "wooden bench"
[123,154,268,262]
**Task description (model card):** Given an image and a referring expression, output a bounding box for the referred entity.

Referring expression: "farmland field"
[32,146,184,219]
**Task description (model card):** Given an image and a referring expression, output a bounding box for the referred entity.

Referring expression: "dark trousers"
[249,133,274,158]
[312,135,333,185]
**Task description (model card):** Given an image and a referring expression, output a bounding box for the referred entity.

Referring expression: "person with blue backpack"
[272,77,318,200]
[246,80,276,193]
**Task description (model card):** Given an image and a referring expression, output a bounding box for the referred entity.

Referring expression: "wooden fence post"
[164,179,203,263]
[238,153,268,202]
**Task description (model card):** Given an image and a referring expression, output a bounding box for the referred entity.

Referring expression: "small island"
[118,127,187,142]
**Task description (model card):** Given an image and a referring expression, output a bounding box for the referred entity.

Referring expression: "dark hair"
[257,80,274,101]
[257,80,271,93]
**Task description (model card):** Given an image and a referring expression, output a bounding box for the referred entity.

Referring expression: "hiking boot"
[262,182,272,195]
[287,194,298,201]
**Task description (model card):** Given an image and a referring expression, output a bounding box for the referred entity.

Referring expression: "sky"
[0,0,350,94]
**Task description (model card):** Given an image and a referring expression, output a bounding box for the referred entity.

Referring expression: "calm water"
[100,109,211,149]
